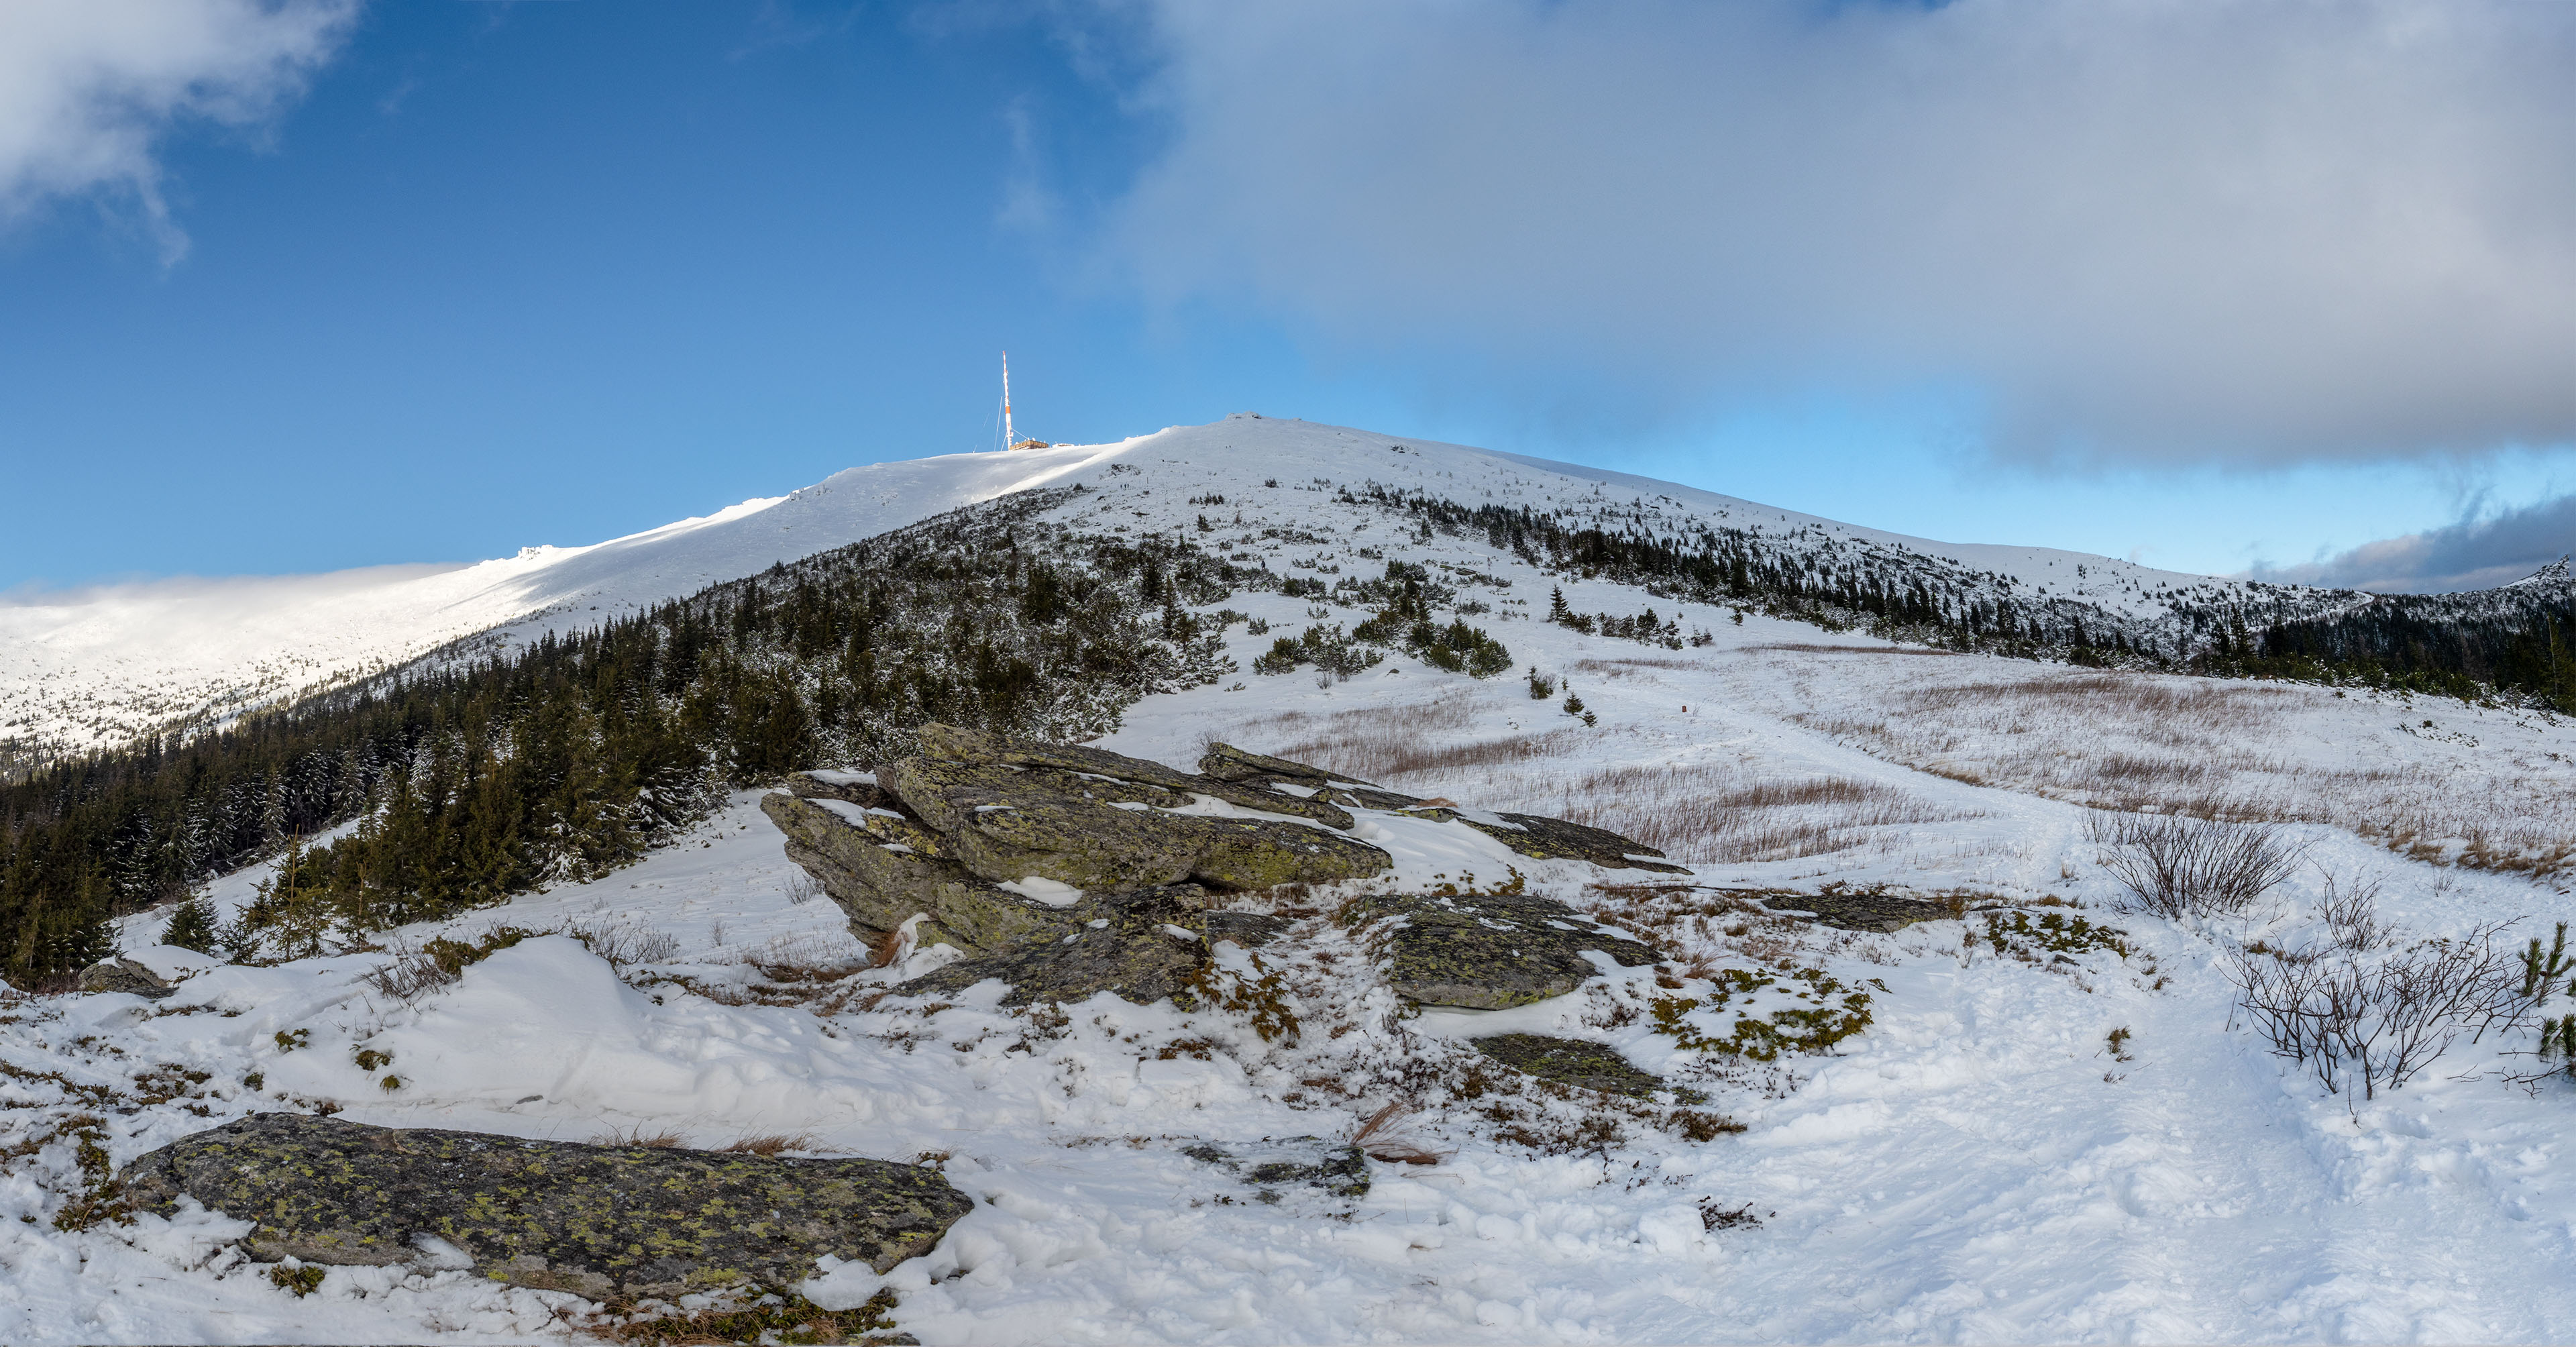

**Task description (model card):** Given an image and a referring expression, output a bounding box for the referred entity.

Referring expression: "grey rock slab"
[761,792,1085,953]
[119,1114,970,1300]
[1398,809,1690,875]
[883,757,1390,896]
[916,722,1356,830]
[76,957,176,1000]
[894,887,1212,1008]
[1749,888,1954,933]
[1344,893,1665,1009]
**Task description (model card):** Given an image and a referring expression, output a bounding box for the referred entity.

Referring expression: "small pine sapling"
[160,897,221,955]
[1527,667,1555,700]
[2522,922,2572,1003]
[1562,692,1586,718]
[2539,1015,2576,1079]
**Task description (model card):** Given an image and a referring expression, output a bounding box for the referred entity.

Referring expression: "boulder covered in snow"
[1343,893,1665,1009]
[119,1114,971,1300]
[75,947,223,999]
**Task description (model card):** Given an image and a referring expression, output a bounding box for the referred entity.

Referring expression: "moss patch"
[1470,1033,1668,1098]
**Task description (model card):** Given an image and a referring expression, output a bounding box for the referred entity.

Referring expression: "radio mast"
[1001,352,1051,451]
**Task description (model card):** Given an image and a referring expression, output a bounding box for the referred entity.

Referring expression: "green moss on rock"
[118,1115,971,1300]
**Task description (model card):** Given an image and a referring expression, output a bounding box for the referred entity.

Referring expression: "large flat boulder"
[762,792,1088,953]
[896,886,1213,1007]
[884,757,1391,896]
[1399,808,1690,875]
[119,1114,970,1300]
[1344,893,1665,1008]
[920,723,1357,829]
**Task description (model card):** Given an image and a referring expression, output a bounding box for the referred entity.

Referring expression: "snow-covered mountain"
[2,413,2462,776]
[12,413,2576,1342]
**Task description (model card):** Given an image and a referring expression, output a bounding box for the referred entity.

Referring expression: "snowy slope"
[20,576,2576,1343]
[0,443,1126,765]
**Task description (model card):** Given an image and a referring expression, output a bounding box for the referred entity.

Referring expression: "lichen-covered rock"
[784,769,898,810]
[1196,742,1337,786]
[1751,888,1953,932]
[1203,910,1291,948]
[1195,742,1424,810]
[883,756,1391,896]
[1409,810,1690,875]
[896,887,1212,1006]
[76,957,177,1000]
[761,793,1084,953]
[1471,1033,1669,1098]
[119,1114,970,1299]
[1344,893,1664,1008]
[918,723,1356,829]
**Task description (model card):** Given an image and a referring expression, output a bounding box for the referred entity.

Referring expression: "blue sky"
[1,1,2571,593]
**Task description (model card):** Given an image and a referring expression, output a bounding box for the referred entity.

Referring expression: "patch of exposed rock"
[119,1114,969,1299]
[1341,892,1665,1009]
[1470,1033,1669,1098]
[769,726,1678,1009]
[1748,887,1954,932]
[1395,807,1691,875]
[76,956,179,1000]
[1181,1138,1371,1201]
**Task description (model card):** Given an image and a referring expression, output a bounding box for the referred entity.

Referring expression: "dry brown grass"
[1758,661,2576,879]
[1224,697,1972,865]
[720,1133,812,1156]
[1737,643,1964,657]
[588,1125,686,1149]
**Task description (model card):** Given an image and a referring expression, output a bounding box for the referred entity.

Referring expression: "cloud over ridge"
[1095,0,2576,464]
[0,0,358,259]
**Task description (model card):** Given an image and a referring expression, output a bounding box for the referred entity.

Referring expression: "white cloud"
[1087,0,2576,465]
[0,0,358,260]
[2251,493,2576,594]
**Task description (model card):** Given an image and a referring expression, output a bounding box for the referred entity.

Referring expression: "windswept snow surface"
[11,413,2576,1342]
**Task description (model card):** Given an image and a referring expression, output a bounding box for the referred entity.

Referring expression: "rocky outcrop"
[770,727,1680,1008]
[1471,1033,1670,1098]
[1197,741,1426,812]
[1342,892,1664,1009]
[894,885,1214,1008]
[1397,808,1691,875]
[119,1114,969,1299]
[77,957,179,1000]
[1750,887,1953,932]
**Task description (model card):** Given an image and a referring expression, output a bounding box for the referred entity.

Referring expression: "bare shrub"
[2091,813,2305,919]
[783,871,824,906]
[588,1125,686,1148]
[563,920,681,968]
[2316,871,2392,952]
[361,945,456,1003]
[2228,920,2532,1100]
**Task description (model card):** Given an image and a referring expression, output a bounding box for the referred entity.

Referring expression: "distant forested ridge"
[1348,483,2576,700]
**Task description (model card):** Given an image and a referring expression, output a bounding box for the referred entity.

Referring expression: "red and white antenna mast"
[1001,351,1051,450]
